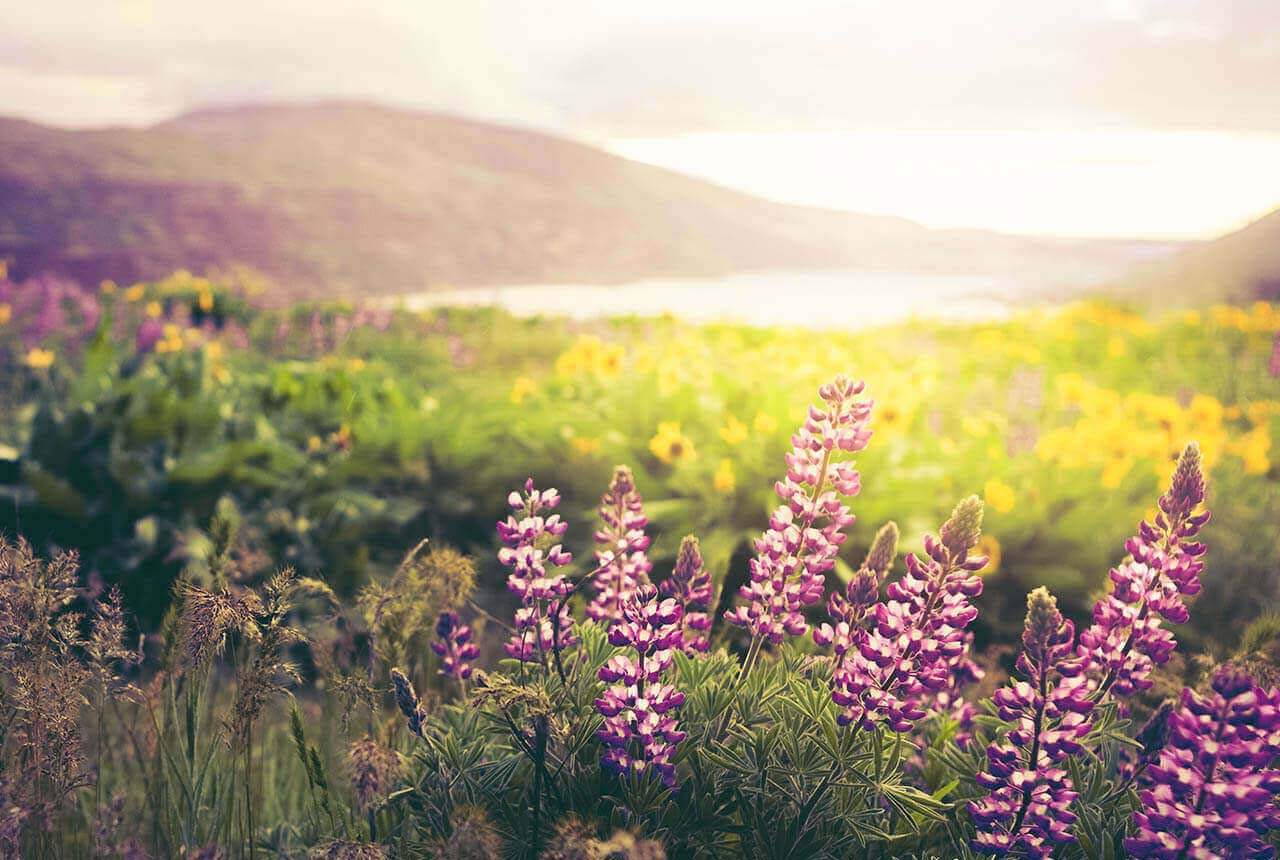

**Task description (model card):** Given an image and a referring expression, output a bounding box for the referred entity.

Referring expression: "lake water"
[396,270,1069,330]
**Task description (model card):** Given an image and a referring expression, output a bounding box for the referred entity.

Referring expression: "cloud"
[0,0,1277,133]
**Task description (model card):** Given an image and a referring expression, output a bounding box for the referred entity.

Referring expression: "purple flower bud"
[588,466,653,624]
[660,535,713,655]
[431,610,480,681]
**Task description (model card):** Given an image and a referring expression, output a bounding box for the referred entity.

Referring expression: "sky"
[2,0,1279,238]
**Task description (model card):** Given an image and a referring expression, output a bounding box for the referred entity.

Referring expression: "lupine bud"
[813,521,897,654]
[498,479,577,663]
[940,495,984,561]
[588,466,653,624]
[660,535,713,655]
[390,668,427,736]
[431,610,480,680]
[595,585,687,788]
[969,588,1094,858]
[1125,665,1280,858]
[1078,443,1210,699]
[725,375,872,644]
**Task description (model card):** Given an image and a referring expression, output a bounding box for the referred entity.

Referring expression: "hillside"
[0,102,1174,300]
[1115,206,1280,306]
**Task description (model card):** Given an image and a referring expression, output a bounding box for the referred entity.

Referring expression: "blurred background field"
[3,269,1276,657]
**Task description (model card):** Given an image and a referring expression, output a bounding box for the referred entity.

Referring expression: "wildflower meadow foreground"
[2,366,1276,859]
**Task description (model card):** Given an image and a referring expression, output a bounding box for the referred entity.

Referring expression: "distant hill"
[1115,207,1280,306]
[0,101,1176,301]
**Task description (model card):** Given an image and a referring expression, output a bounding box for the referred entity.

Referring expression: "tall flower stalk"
[969,587,1094,857]
[498,479,576,667]
[829,498,985,732]
[588,466,653,624]
[725,375,872,655]
[1078,443,1210,700]
[813,521,898,655]
[595,585,687,788]
[1125,665,1280,859]
[660,535,713,655]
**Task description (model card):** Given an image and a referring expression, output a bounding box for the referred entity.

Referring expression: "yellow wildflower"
[0,304,10,325]
[753,411,779,435]
[124,284,145,302]
[975,534,1002,576]
[983,478,1016,514]
[99,280,117,295]
[571,436,601,458]
[23,347,54,369]
[713,458,736,494]
[198,290,215,312]
[510,376,538,405]
[719,415,748,446]
[1107,335,1127,358]
[347,358,366,372]
[649,421,696,465]
[307,435,324,453]
[145,301,163,319]
[1231,427,1271,476]
[1100,456,1133,489]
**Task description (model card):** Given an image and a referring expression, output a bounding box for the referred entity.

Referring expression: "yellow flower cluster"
[1039,373,1274,485]
[649,421,696,465]
[1207,302,1280,333]
[555,335,624,379]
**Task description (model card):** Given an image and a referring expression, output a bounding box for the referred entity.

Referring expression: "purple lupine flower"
[725,375,872,644]
[595,585,687,788]
[660,535,713,655]
[969,587,1094,858]
[813,521,898,655]
[431,610,480,680]
[1077,443,1210,700]
[1125,665,1280,859]
[829,498,985,732]
[135,317,164,354]
[498,479,576,663]
[587,466,653,624]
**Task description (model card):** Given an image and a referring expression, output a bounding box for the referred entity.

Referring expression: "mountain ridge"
[0,101,1181,301]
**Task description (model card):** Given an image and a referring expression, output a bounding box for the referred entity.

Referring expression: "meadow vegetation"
[0,270,1278,857]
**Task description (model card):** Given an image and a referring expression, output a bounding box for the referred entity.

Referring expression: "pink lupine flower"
[725,375,872,644]
[660,535,713,655]
[829,497,985,732]
[1126,665,1280,859]
[969,587,1094,858]
[498,479,577,663]
[431,610,479,680]
[1077,443,1210,699]
[595,585,687,788]
[587,466,653,624]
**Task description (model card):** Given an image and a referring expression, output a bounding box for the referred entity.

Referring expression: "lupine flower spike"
[588,465,653,624]
[1078,442,1210,700]
[969,587,1094,858]
[595,585,687,787]
[813,520,898,655]
[390,668,428,736]
[1125,665,1280,859]
[431,610,479,680]
[829,497,986,732]
[725,375,872,644]
[497,479,576,664]
[660,535,713,655]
